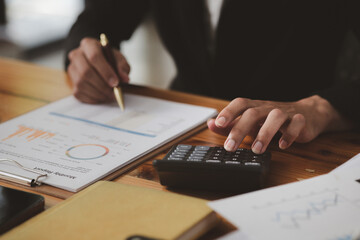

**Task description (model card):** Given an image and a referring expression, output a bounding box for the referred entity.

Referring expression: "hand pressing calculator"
[153,145,271,193]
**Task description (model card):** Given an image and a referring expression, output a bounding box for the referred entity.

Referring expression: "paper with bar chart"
[209,174,360,240]
[0,94,217,192]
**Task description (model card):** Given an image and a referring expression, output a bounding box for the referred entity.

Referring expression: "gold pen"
[100,33,125,111]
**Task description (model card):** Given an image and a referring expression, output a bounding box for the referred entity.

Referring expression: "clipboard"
[0,122,208,200]
[0,84,221,200]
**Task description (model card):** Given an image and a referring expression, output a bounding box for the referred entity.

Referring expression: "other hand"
[67,37,130,103]
[207,95,353,154]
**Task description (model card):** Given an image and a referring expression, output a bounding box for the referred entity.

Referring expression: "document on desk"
[209,173,360,240]
[330,153,360,182]
[0,94,217,192]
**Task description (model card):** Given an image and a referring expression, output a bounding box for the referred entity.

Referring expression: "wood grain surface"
[0,57,359,238]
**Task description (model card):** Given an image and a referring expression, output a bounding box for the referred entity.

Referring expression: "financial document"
[0,94,217,192]
[209,160,360,240]
[330,153,360,182]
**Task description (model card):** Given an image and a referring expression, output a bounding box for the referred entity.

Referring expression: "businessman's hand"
[207,95,353,154]
[67,37,130,103]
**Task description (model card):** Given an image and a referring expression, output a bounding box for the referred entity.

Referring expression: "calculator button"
[225,161,241,165]
[191,153,206,157]
[193,148,208,151]
[240,151,252,155]
[240,152,251,155]
[216,150,226,154]
[174,149,190,154]
[188,156,204,160]
[205,160,221,163]
[235,149,247,154]
[192,150,208,154]
[176,145,192,150]
[212,153,226,158]
[214,147,226,152]
[194,146,211,151]
[171,153,186,157]
[167,157,183,161]
[237,148,247,151]
[240,155,252,160]
[249,158,261,162]
[244,162,261,166]
[187,158,202,162]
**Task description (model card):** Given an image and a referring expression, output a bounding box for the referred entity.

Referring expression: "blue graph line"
[273,193,339,229]
[253,188,339,210]
[49,112,156,138]
[331,234,352,240]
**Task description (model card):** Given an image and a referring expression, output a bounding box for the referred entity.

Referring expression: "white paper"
[330,153,360,182]
[209,174,360,240]
[0,94,217,192]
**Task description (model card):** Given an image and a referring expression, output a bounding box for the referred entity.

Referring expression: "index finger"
[215,98,251,128]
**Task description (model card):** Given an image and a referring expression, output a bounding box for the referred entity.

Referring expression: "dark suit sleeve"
[64,0,150,68]
[317,0,360,126]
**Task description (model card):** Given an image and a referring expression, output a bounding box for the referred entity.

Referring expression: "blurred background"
[0,0,175,88]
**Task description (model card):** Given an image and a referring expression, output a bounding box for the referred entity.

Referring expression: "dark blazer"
[65,0,360,124]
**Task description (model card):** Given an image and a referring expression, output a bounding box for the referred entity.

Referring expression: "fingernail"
[252,141,263,154]
[109,77,118,87]
[225,138,236,152]
[279,139,288,149]
[215,116,226,127]
[207,118,214,126]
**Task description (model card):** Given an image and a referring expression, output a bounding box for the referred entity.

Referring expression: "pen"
[100,33,125,111]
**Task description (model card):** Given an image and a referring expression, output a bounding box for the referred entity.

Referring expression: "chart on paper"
[0,94,217,192]
[65,144,110,160]
[256,188,360,230]
[2,125,56,142]
[49,95,186,138]
[209,174,360,240]
[1,124,131,163]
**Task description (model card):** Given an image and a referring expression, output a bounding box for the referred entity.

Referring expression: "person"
[65,0,359,154]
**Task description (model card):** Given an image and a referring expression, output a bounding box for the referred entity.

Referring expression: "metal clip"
[0,159,47,187]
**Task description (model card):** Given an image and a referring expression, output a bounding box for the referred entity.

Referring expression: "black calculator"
[153,145,271,193]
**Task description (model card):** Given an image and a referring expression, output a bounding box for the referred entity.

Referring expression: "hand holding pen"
[67,36,130,105]
[100,33,125,111]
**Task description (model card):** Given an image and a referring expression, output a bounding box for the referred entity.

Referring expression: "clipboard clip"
[0,159,48,187]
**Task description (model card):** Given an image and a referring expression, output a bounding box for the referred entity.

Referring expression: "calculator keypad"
[154,144,271,192]
[165,144,267,167]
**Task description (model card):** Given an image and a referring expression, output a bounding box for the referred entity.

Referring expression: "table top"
[1,57,359,238]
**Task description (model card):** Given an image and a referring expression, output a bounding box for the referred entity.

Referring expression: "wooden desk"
[1,57,360,238]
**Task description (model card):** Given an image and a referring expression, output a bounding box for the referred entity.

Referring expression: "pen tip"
[113,87,125,111]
